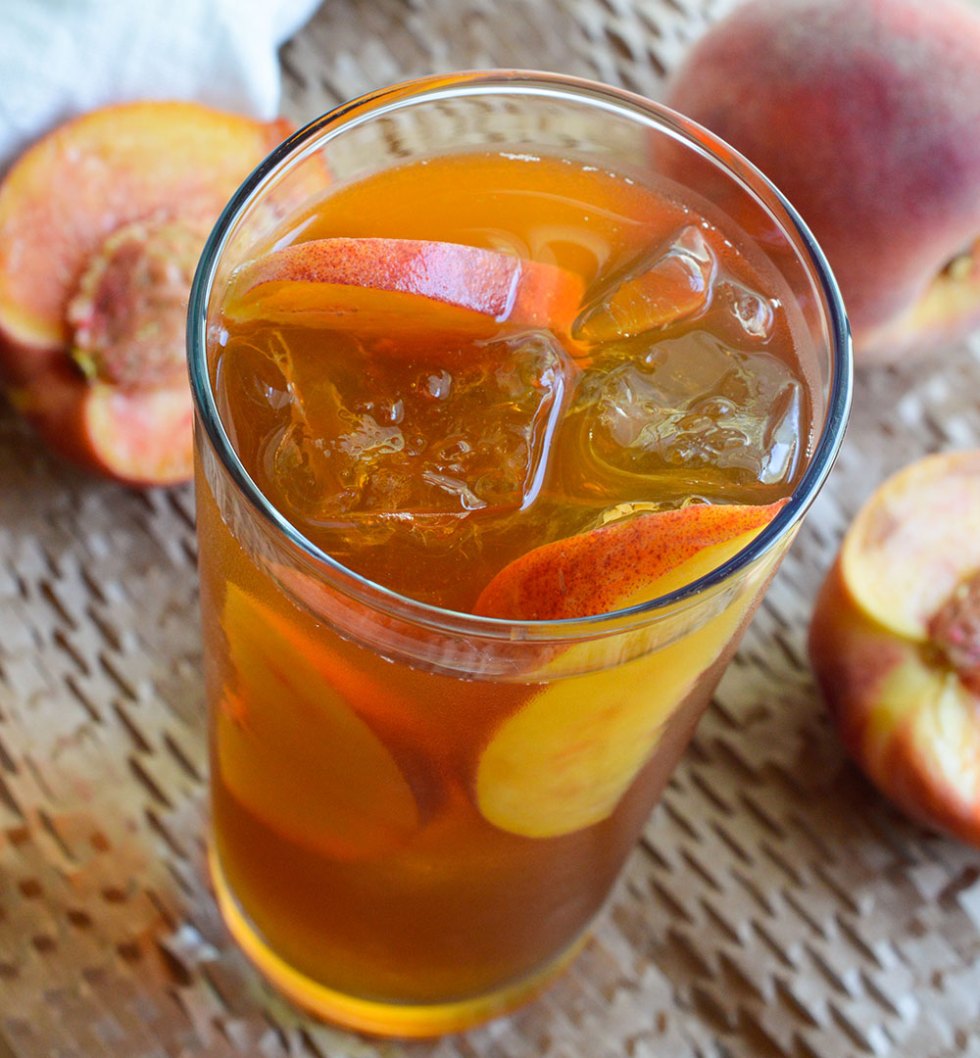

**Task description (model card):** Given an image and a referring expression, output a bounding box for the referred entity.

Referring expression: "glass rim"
[187,68,852,642]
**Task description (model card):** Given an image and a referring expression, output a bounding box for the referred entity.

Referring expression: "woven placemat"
[2,1,980,1055]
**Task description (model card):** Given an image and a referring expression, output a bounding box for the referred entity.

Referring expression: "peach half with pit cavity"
[0,101,293,484]
[809,451,980,844]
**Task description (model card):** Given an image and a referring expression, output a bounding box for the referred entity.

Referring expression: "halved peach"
[473,500,784,837]
[839,452,980,641]
[0,101,293,484]
[225,237,585,339]
[809,451,980,845]
[8,367,194,487]
[217,584,419,860]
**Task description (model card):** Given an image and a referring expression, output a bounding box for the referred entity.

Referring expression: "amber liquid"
[200,151,810,1034]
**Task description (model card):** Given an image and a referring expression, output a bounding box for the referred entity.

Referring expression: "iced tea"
[191,74,849,1038]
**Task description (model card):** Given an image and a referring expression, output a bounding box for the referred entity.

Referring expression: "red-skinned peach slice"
[225,237,585,338]
[809,451,980,845]
[0,101,293,483]
[218,584,419,860]
[475,500,786,621]
[473,500,784,838]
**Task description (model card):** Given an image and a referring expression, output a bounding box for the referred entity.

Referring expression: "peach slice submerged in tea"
[809,451,980,845]
[475,499,785,620]
[218,585,419,859]
[227,237,585,338]
[473,500,783,837]
[0,101,294,484]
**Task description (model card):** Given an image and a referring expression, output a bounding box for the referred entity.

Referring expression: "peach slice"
[475,500,785,620]
[809,451,980,844]
[217,584,419,860]
[0,101,293,483]
[473,501,784,838]
[225,237,585,339]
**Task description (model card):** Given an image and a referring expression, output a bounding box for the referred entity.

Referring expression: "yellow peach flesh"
[474,503,783,838]
[218,585,419,860]
[810,450,980,846]
[841,451,980,642]
[907,669,980,820]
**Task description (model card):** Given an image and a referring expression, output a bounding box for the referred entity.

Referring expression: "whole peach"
[667,0,980,362]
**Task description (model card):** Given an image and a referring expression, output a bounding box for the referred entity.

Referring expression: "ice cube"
[715,279,777,343]
[214,330,307,457]
[572,225,717,343]
[565,332,803,497]
[268,330,567,526]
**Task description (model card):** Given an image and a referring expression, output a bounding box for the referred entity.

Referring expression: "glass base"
[209,848,587,1038]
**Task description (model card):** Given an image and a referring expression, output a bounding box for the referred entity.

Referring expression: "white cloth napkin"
[0,0,322,170]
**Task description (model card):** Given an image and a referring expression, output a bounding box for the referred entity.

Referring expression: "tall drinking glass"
[188,72,851,1038]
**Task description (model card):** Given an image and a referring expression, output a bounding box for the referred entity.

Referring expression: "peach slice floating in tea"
[218,584,420,859]
[0,101,294,485]
[809,451,980,845]
[226,237,585,338]
[472,500,784,838]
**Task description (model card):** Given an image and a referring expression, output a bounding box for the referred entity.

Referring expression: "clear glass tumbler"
[188,71,851,1037]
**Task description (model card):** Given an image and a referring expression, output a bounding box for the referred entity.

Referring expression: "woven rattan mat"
[2,1,980,1055]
